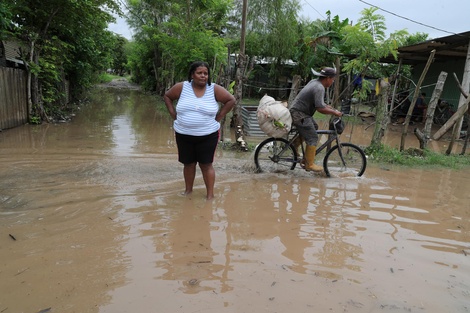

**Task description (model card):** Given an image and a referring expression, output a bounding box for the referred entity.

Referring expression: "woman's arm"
[163,82,183,120]
[214,84,236,122]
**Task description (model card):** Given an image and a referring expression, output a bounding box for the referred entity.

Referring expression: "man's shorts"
[290,110,319,146]
[175,131,219,164]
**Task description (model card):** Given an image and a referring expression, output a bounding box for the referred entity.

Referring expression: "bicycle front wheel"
[323,143,367,177]
[254,137,297,173]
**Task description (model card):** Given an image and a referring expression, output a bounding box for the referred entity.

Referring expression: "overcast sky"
[108,0,469,40]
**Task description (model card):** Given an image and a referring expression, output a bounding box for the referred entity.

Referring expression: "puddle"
[0,87,469,313]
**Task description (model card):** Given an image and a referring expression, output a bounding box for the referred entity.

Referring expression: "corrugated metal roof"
[382,31,470,64]
[3,40,25,64]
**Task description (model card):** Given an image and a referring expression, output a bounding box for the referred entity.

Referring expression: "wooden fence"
[0,67,28,130]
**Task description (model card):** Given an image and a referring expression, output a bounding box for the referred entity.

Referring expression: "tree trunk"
[287,75,301,107]
[371,79,390,147]
[153,47,164,94]
[415,71,447,149]
[446,120,460,154]
[24,36,48,122]
[432,73,470,140]
[461,111,469,155]
[400,50,435,151]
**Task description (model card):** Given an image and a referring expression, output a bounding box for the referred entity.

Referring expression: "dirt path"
[97,77,141,90]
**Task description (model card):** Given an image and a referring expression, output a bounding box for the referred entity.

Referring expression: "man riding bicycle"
[289,67,343,172]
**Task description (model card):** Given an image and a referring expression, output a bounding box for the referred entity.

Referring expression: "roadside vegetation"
[0,0,128,122]
[2,0,467,159]
[98,73,120,84]
[1,0,423,118]
[365,144,470,168]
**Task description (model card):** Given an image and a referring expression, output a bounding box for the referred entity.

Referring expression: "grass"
[241,98,261,106]
[97,73,123,83]
[365,144,470,169]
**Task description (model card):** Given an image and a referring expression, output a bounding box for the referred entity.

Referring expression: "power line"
[301,0,325,20]
[358,0,458,36]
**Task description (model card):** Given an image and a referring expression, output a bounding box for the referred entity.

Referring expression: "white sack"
[256,94,292,138]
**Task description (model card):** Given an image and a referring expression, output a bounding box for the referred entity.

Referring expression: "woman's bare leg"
[183,163,197,195]
[199,163,215,200]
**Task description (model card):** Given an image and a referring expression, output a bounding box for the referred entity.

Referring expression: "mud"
[0,81,469,313]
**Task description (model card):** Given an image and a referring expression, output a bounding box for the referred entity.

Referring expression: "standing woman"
[164,61,235,200]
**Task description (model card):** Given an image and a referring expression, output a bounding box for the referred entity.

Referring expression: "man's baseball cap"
[311,67,337,78]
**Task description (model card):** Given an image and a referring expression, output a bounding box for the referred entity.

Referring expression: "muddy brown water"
[1,86,469,313]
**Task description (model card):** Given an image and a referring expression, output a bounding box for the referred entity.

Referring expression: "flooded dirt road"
[1,86,469,313]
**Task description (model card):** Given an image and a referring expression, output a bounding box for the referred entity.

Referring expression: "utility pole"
[232,0,248,150]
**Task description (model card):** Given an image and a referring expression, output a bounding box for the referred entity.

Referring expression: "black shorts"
[175,131,219,164]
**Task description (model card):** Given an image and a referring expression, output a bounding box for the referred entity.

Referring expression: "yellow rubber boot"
[305,145,323,172]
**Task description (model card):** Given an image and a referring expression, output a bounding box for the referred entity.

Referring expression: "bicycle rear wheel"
[323,143,366,177]
[254,138,297,173]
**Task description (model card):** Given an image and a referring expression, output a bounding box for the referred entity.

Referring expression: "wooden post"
[389,58,402,122]
[433,96,469,140]
[446,121,460,154]
[415,71,447,149]
[333,57,341,109]
[232,0,248,151]
[453,38,470,139]
[400,49,435,151]
[432,72,470,140]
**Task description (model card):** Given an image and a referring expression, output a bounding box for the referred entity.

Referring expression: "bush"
[365,144,470,169]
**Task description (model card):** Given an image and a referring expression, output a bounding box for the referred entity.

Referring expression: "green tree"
[7,0,119,121]
[341,8,408,97]
[402,32,429,46]
[357,7,386,42]
[0,2,12,38]
[111,35,129,76]
[126,0,232,93]
[340,7,410,148]
[293,12,350,78]
[234,0,300,83]
[0,2,13,67]
[245,0,299,59]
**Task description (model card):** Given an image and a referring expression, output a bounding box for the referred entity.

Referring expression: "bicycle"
[254,118,367,177]
[433,100,454,125]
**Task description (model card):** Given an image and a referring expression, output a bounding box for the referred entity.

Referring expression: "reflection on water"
[0,87,469,313]
[111,116,136,156]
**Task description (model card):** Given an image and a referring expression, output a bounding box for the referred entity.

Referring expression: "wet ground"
[1,83,469,313]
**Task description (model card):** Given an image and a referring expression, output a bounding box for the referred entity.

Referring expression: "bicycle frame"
[286,127,344,166]
[294,130,339,156]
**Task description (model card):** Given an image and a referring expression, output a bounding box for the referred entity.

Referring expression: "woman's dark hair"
[187,61,211,86]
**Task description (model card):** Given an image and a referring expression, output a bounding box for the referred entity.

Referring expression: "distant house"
[383,31,470,110]
[229,54,297,100]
